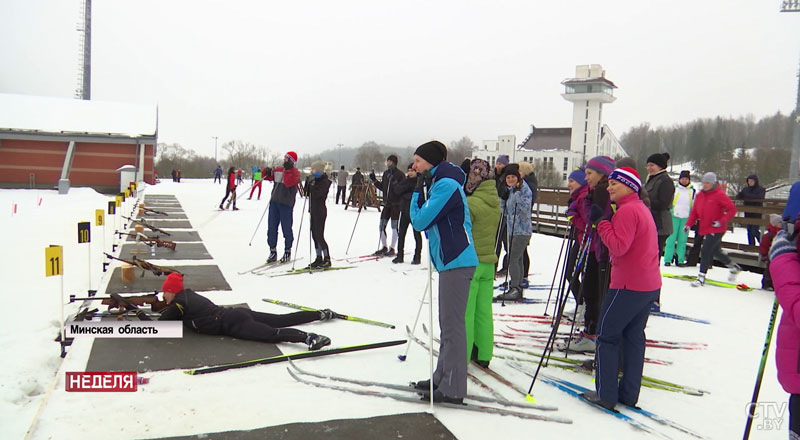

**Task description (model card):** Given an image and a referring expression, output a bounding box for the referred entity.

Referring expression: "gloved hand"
[769,230,797,262]
[415,174,425,191]
[422,170,433,187]
[683,224,691,234]
[589,204,604,224]
[369,171,376,181]
[711,220,721,228]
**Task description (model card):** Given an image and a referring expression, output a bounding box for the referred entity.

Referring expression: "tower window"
[563,157,568,171]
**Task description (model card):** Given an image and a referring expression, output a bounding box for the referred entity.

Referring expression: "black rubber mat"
[151,413,457,440]
[120,242,211,260]
[85,304,283,373]
[140,212,188,219]
[129,219,193,229]
[124,231,202,242]
[106,265,231,293]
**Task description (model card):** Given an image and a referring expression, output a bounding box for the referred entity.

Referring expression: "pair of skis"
[662,272,752,291]
[511,363,706,439]
[237,257,304,275]
[287,360,572,423]
[262,298,395,329]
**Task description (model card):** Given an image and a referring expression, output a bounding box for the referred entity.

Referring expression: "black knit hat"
[387,154,398,166]
[414,141,447,167]
[646,152,670,170]
[679,170,691,180]
[503,163,521,180]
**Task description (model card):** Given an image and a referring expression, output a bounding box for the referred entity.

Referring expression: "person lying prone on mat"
[157,273,333,350]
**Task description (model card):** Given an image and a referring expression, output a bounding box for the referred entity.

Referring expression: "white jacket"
[672,183,696,218]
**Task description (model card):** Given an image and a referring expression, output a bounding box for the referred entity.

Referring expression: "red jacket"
[759,224,782,261]
[685,185,737,236]
[596,192,661,291]
[227,173,236,190]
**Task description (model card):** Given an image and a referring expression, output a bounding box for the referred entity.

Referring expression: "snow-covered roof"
[0,93,157,140]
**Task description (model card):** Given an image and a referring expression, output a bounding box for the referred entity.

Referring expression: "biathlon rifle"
[104,253,181,277]
[122,216,171,236]
[117,232,177,251]
[69,292,169,313]
[141,207,169,216]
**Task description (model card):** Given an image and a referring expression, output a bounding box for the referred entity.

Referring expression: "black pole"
[742,298,780,439]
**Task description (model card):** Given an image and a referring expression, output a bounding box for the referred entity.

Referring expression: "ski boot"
[280,249,292,263]
[267,249,278,263]
[319,256,331,268]
[305,333,331,350]
[493,287,523,302]
[392,254,404,264]
[411,254,421,265]
[373,247,388,256]
[385,248,396,257]
[318,308,336,321]
[309,256,323,269]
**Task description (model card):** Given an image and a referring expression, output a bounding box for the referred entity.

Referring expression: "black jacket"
[351,171,364,186]
[308,173,332,216]
[644,170,675,236]
[736,174,766,219]
[371,166,405,205]
[158,289,225,334]
[393,175,417,212]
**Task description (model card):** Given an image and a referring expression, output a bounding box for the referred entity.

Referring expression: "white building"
[473,64,626,186]
[472,135,516,166]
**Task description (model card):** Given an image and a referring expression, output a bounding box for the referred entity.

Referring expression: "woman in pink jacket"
[684,172,741,287]
[770,228,800,437]
[579,167,661,411]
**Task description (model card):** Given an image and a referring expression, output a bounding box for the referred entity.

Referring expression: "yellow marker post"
[45,245,65,346]
[78,222,92,290]
[96,209,105,257]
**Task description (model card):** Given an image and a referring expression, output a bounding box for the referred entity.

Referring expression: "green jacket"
[467,179,501,264]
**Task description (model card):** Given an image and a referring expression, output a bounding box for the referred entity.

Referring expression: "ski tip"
[390,325,397,329]
[525,394,537,404]
[183,370,194,375]
[397,354,407,361]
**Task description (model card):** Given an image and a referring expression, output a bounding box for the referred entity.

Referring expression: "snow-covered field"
[0,178,790,439]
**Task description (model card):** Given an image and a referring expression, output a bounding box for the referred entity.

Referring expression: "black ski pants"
[220,187,236,208]
[582,254,609,335]
[221,308,320,343]
[336,186,346,204]
[398,207,422,258]
[310,210,329,254]
[699,233,733,274]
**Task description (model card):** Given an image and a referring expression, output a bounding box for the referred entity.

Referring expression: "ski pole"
[742,297,779,440]
[397,281,430,361]
[543,225,572,316]
[248,200,270,246]
[345,198,364,254]
[291,194,308,271]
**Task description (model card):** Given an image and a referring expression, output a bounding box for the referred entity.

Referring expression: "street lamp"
[212,136,219,163]
[780,1,799,180]
[337,143,344,166]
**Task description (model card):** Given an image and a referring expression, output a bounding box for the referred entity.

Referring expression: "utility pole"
[212,136,219,163]
[781,1,800,180]
[337,143,344,165]
[75,0,91,100]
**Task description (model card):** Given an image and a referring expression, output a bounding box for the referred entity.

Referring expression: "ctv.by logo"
[745,402,788,431]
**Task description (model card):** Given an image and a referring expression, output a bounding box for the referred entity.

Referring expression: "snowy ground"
[0,179,790,439]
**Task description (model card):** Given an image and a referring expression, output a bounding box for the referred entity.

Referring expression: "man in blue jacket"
[409,140,478,404]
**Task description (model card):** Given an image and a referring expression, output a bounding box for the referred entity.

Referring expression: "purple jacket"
[582,181,613,261]
[772,251,800,394]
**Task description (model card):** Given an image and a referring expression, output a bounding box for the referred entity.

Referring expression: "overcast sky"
[1,0,799,158]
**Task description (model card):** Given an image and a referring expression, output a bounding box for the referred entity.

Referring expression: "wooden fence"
[531,187,788,271]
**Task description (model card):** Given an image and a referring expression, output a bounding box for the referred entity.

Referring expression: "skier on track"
[157,273,333,350]
[307,161,332,268]
[370,154,405,257]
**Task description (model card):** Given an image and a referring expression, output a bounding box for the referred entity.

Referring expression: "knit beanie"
[311,161,326,173]
[646,152,670,170]
[387,154,398,166]
[585,156,616,176]
[285,151,298,163]
[702,172,717,183]
[679,170,691,180]
[161,273,184,294]
[496,155,510,166]
[407,163,414,170]
[503,163,521,181]
[568,168,587,186]
[414,141,447,167]
[609,167,642,194]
